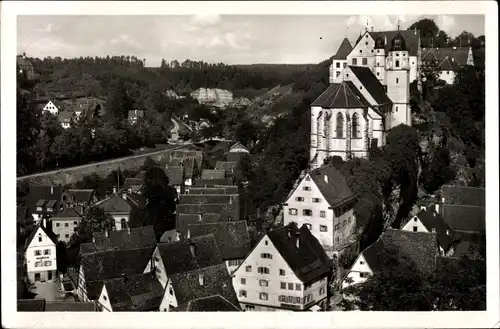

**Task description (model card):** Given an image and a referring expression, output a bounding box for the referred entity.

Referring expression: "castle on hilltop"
[310,27,475,169]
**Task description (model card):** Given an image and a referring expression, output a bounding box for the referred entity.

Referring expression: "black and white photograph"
[1,1,499,328]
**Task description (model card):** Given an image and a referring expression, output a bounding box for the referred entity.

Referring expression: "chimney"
[324,175,328,184]
[50,186,54,195]
[371,26,374,32]
[23,52,26,58]
[42,217,47,228]
[451,58,455,63]
[384,36,387,45]
[189,241,196,258]
[122,192,127,200]
[198,212,202,221]
[105,229,109,237]
[113,187,117,194]
[198,273,205,286]
[295,231,301,249]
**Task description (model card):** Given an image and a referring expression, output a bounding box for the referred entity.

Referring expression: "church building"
[311,30,416,168]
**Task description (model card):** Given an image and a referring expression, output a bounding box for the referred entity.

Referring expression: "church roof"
[311,81,370,108]
[333,38,353,60]
[348,66,392,106]
[368,30,420,56]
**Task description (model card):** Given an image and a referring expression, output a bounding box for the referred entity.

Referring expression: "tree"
[105,78,132,121]
[17,89,40,175]
[77,206,115,243]
[407,18,447,48]
[56,241,68,274]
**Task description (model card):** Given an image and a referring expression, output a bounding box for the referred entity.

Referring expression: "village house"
[128,110,145,124]
[98,272,163,312]
[232,223,332,312]
[42,100,64,116]
[421,46,474,84]
[66,188,97,210]
[17,53,35,80]
[227,142,250,163]
[172,295,241,312]
[178,193,240,222]
[76,246,156,302]
[192,177,234,188]
[26,185,66,223]
[75,98,103,120]
[283,165,357,259]
[58,111,77,129]
[187,221,251,274]
[79,226,157,255]
[165,165,185,195]
[92,189,141,231]
[24,219,58,283]
[201,169,226,180]
[175,213,222,240]
[400,205,458,257]
[50,207,82,243]
[176,203,237,222]
[187,186,239,195]
[341,229,438,289]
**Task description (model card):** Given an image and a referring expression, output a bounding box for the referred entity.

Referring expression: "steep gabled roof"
[25,222,58,250]
[333,37,353,60]
[228,142,249,153]
[51,207,82,220]
[93,194,134,213]
[187,187,238,195]
[178,194,238,205]
[67,189,95,205]
[165,166,184,185]
[201,169,226,180]
[58,111,76,123]
[437,56,461,71]
[309,165,356,208]
[348,66,392,106]
[441,204,485,233]
[267,223,331,283]
[157,234,224,276]
[440,185,485,207]
[311,81,370,108]
[103,272,163,311]
[170,264,240,310]
[193,178,234,187]
[187,221,251,260]
[26,185,64,214]
[83,226,157,252]
[368,30,420,56]
[173,295,241,312]
[80,246,155,300]
[176,213,223,237]
[215,161,238,175]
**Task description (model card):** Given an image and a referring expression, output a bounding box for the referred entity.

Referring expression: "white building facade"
[25,223,57,283]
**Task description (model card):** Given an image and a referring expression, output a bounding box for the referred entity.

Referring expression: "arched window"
[352,113,359,138]
[336,113,344,138]
[121,218,127,230]
[395,59,400,68]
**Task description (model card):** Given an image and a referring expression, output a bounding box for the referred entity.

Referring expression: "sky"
[17,15,485,66]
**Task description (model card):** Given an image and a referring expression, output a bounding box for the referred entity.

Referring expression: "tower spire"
[397,18,400,30]
[366,18,369,32]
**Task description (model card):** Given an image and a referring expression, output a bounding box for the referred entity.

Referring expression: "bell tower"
[386,32,411,128]
[374,35,386,85]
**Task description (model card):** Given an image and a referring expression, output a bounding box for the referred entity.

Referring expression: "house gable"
[285,173,332,209]
[341,253,373,288]
[159,278,178,312]
[26,226,56,250]
[401,215,429,233]
[98,284,113,312]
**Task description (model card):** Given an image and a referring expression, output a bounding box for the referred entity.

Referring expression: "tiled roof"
[440,185,485,207]
[333,37,353,60]
[87,226,157,252]
[314,81,371,108]
[173,295,241,312]
[170,264,240,309]
[187,221,251,260]
[17,299,46,312]
[228,142,249,153]
[308,166,356,208]
[348,66,393,106]
[176,203,238,222]
[44,301,96,312]
[368,30,420,56]
[176,213,223,238]
[437,57,462,71]
[227,152,247,163]
[165,166,184,185]
[441,204,485,233]
[187,187,237,195]
[93,194,134,213]
[51,207,82,220]
[422,47,470,66]
[267,223,331,283]
[179,194,238,206]
[157,234,224,275]
[402,205,457,250]
[80,246,155,300]
[67,189,95,205]
[58,111,76,122]
[26,185,64,214]
[215,161,238,175]
[201,169,226,180]
[362,228,438,275]
[193,178,234,187]
[103,272,163,311]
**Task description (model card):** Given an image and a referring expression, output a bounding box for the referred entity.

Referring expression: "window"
[360,260,365,265]
[352,58,357,65]
[352,113,359,139]
[359,272,369,278]
[287,296,294,303]
[312,198,321,203]
[359,49,362,53]
[278,295,286,302]
[44,261,52,266]
[258,267,270,274]
[320,287,326,295]
[65,234,69,239]
[395,60,400,68]
[34,250,41,256]
[169,288,174,295]
[264,240,268,245]
[396,78,399,84]
[44,249,50,255]
[431,228,436,233]
[336,62,340,68]
[362,58,367,65]
[289,208,297,215]
[55,223,60,227]
[336,113,344,138]
[259,280,269,287]
[395,106,399,112]
[302,186,311,191]
[302,209,312,216]
[103,295,107,301]
[38,237,42,242]
[280,282,286,289]
[229,259,241,266]
[305,176,311,181]
[343,62,347,68]
[413,226,418,232]
[121,218,127,230]
[279,269,285,276]
[239,290,247,298]
[336,71,340,77]
[336,237,339,242]
[73,221,78,225]
[35,261,42,267]
[288,283,294,290]
[343,220,347,227]
[245,265,252,272]
[377,72,380,76]
[365,41,368,45]
[334,224,339,230]
[414,217,417,222]
[320,211,326,218]
[348,217,352,224]
[396,53,400,57]
[295,283,302,290]
[64,223,69,227]
[305,224,312,230]
[295,196,304,202]
[377,49,380,54]
[261,253,272,259]
[320,225,327,232]
[245,305,255,311]
[259,293,268,301]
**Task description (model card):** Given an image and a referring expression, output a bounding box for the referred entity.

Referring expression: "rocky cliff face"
[191,88,234,107]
